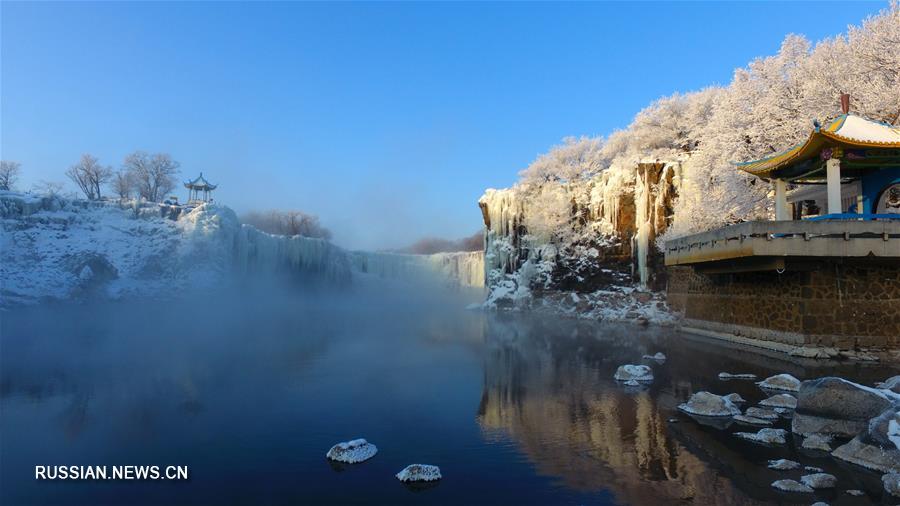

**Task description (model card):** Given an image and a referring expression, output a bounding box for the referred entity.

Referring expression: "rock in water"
[614,364,653,383]
[801,433,833,451]
[831,436,900,473]
[325,439,378,463]
[867,408,900,450]
[792,377,894,437]
[759,394,798,409]
[757,374,801,392]
[677,391,741,417]
[396,464,442,482]
[723,393,746,404]
[735,428,787,445]
[884,473,900,497]
[877,376,900,394]
[733,415,772,427]
[642,352,666,361]
[771,479,813,493]
[767,459,801,470]
[800,473,837,489]
[745,407,779,420]
[718,372,757,381]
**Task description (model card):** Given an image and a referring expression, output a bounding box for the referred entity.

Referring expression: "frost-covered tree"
[32,180,65,197]
[110,169,135,200]
[242,210,332,240]
[66,154,112,200]
[0,160,21,191]
[124,151,180,202]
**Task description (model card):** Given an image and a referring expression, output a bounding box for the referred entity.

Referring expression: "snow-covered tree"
[124,151,180,202]
[110,169,135,200]
[66,154,112,200]
[0,160,21,191]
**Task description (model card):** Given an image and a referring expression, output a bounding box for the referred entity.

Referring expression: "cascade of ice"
[634,165,652,287]
[234,225,353,284]
[348,250,485,288]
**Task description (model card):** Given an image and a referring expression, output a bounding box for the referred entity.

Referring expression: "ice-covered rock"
[804,466,823,473]
[723,393,746,404]
[759,394,797,409]
[789,346,839,359]
[757,374,801,392]
[792,377,895,437]
[878,376,900,394]
[735,428,787,445]
[733,415,772,427]
[718,372,757,381]
[642,352,666,361]
[325,439,378,464]
[771,479,813,493]
[623,379,641,387]
[745,407,778,421]
[767,459,801,470]
[614,364,653,383]
[868,408,900,450]
[845,489,865,496]
[395,464,442,482]
[801,433,833,452]
[810,502,828,506]
[884,473,900,497]
[800,473,836,489]
[677,391,741,417]
[831,436,900,473]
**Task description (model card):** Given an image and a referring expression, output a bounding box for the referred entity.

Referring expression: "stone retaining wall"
[666,261,900,350]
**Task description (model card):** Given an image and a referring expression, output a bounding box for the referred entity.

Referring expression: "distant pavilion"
[184,173,217,204]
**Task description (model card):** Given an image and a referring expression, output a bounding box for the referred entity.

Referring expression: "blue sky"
[1,1,885,249]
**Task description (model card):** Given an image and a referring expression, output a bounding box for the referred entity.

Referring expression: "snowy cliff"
[479,159,679,309]
[0,192,482,305]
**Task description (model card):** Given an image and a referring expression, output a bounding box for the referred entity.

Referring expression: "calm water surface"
[1,284,895,505]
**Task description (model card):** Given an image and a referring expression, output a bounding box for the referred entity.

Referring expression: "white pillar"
[774,179,788,220]
[826,158,842,215]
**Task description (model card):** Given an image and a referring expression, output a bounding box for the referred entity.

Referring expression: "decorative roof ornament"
[184,172,218,190]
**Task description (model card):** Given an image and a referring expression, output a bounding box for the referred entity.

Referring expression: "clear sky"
[1,1,886,250]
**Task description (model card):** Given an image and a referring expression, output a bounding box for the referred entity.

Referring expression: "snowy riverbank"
[0,192,483,306]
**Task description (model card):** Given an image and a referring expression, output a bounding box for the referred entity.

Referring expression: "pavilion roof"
[736,114,900,180]
[184,172,217,190]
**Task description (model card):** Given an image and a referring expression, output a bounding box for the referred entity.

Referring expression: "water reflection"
[476,315,892,505]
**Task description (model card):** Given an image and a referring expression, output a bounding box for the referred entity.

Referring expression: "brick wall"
[666,261,900,350]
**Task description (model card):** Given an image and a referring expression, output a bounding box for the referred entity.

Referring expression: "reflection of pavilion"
[666,97,900,351]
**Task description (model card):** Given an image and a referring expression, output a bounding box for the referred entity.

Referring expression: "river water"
[1,283,895,505]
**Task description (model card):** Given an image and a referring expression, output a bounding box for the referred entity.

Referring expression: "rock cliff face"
[478,161,680,307]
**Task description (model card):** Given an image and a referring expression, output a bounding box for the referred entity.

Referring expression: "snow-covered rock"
[395,464,442,482]
[614,364,653,383]
[677,391,741,417]
[325,439,378,464]
[723,393,746,404]
[718,372,757,381]
[771,479,813,493]
[759,394,797,409]
[735,428,787,445]
[757,374,801,392]
[745,407,778,421]
[800,473,836,489]
[884,473,900,497]
[832,436,900,473]
[733,414,772,427]
[792,377,895,437]
[878,376,900,394]
[845,489,865,496]
[804,466,823,473]
[642,352,666,361]
[801,433,833,452]
[767,459,801,470]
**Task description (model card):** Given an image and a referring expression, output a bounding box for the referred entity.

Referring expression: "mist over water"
[1,279,894,505]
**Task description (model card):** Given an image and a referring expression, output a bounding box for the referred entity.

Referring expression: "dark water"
[1,284,896,505]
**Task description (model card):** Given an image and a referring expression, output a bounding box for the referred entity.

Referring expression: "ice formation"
[325,439,378,464]
[395,464,442,482]
[759,394,797,409]
[642,352,666,361]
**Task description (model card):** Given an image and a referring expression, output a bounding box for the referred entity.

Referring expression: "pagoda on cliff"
[184,173,217,204]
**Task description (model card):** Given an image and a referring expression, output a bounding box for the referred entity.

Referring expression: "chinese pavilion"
[184,173,217,204]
